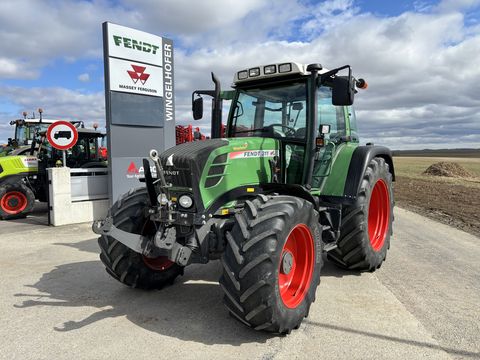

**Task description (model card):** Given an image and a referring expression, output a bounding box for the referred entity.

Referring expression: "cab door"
[312,86,348,188]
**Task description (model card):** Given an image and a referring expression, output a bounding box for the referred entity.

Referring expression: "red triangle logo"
[127,162,139,174]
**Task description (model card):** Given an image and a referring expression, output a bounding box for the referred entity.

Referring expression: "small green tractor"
[93,62,394,334]
[0,128,107,219]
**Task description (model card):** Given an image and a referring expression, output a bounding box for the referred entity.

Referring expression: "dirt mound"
[423,162,473,178]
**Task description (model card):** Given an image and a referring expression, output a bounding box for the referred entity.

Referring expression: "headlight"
[178,194,193,209]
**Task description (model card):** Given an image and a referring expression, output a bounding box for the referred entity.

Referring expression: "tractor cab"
[193,62,366,192]
[36,128,107,169]
[5,109,88,156]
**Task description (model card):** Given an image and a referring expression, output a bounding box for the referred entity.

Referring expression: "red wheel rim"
[142,256,174,271]
[368,179,390,251]
[278,224,315,309]
[1,191,28,215]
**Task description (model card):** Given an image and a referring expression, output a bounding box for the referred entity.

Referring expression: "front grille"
[205,154,227,188]
[158,139,228,189]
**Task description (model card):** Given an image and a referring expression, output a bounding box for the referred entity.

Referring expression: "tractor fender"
[204,183,318,217]
[343,145,395,199]
[261,183,319,210]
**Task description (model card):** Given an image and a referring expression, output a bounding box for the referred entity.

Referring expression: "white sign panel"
[107,23,163,66]
[109,57,164,97]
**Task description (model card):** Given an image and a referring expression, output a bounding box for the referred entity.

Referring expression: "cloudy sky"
[0,0,479,149]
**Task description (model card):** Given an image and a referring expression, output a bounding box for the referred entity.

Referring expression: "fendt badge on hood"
[166,154,174,166]
[229,150,278,159]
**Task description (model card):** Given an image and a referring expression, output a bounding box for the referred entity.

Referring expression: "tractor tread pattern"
[327,157,394,271]
[97,187,183,290]
[219,194,323,334]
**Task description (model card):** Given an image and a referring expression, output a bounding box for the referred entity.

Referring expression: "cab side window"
[317,87,346,141]
[348,106,359,142]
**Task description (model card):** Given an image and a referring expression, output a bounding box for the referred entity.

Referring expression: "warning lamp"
[356,78,368,90]
[38,108,43,114]
[22,111,27,118]
[93,122,99,130]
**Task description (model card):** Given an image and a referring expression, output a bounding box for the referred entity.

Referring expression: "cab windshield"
[15,123,50,145]
[230,82,307,140]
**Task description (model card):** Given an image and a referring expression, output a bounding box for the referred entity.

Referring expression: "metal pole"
[63,150,66,167]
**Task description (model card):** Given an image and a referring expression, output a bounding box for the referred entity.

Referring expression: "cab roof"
[233,62,330,85]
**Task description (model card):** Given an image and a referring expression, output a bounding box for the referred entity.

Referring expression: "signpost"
[46,121,79,166]
[103,22,175,203]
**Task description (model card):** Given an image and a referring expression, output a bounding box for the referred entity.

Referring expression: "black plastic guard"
[343,145,395,199]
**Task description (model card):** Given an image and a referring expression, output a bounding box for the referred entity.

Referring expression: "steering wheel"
[267,124,297,137]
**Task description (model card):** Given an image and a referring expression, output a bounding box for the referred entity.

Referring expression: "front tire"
[0,182,35,220]
[219,195,323,333]
[328,157,394,271]
[97,187,183,290]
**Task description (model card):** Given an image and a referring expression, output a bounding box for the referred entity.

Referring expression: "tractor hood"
[0,155,38,180]
[159,137,280,210]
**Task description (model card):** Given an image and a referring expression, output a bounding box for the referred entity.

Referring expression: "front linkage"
[93,148,227,267]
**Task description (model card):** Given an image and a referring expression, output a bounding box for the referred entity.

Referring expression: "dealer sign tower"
[103,22,175,202]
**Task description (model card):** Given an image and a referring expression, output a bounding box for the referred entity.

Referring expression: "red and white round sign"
[46,121,78,150]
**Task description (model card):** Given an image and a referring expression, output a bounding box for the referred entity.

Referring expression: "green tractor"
[0,128,107,219]
[93,62,394,334]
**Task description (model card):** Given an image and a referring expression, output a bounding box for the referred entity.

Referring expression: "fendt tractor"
[93,62,394,334]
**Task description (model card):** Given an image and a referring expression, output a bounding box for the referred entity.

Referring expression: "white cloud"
[0,86,105,130]
[436,0,480,12]
[0,0,479,149]
[0,58,38,79]
[124,0,268,33]
[78,73,90,82]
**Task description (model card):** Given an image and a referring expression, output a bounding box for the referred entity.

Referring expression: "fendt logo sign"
[112,35,160,55]
[107,23,164,97]
[108,23,163,66]
[127,64,150,85]
[104,22,176,202]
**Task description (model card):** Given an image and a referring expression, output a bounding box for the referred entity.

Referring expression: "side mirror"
[332,75,354,106]
[292,102,303,111]
[192,97,203,120]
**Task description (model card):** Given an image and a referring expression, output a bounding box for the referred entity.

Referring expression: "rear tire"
[328,157,394,271]
[0,182,35,220]
[219,195,323,333]
[97,187,183,290]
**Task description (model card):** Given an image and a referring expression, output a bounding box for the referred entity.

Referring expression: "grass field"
[394,157,480,188]
[393,156,480,237]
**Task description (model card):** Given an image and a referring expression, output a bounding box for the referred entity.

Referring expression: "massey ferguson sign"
[103,22,175,203]
[108,57,163,96]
